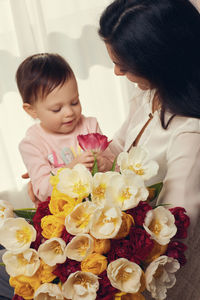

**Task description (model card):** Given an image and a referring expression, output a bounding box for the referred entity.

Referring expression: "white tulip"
[34,283,64,300]
[0,200,14,224]
[107,258,143,293]
[106,172,148,210]
[143,206,177,245]
[38,237,66,266]
[65,233,94,261]
[65,201,96,235]
[90,204,122,239]
[0,218,36,253]
[56,164,92,200]
[145,255,180,300]
[62,271,99,300]
[2,248,40,277]
[117,146,159,180]
[91,171,118,206]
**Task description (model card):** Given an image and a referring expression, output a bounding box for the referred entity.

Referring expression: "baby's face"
[33,76,82,134]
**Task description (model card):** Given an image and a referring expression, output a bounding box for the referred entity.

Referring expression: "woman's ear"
[23,103,38,119]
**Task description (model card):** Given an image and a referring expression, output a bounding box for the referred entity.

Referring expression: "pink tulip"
[77,133,112,152]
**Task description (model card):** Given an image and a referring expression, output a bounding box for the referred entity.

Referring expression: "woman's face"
[106,43,152,90]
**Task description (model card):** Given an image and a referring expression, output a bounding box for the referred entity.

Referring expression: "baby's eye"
[71,100,79,106]
[52,107,61,112]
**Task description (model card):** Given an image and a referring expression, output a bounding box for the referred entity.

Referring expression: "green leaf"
[147,182,163,202]
[0,262,5,267]
[14,209,36,221]
[110,157,117,171]
[153,203,170,208]
[91,156,98,176]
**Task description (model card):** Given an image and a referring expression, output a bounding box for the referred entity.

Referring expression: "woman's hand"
[21,173,41,207]
[96,153,114,172]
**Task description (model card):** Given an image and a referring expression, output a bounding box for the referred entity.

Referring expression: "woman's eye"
[119,68,127,73]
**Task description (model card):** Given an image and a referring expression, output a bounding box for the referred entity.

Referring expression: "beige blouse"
[110,88,200,299]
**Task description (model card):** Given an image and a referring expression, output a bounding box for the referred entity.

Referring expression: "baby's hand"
[68,151,95,170]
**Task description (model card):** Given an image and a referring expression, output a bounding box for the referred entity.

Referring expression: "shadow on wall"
[0,50,21,102]
[0,25,112,101]
[0,185,33,209]
[47,24,112,79]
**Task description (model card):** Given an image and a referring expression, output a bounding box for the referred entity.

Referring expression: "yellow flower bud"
[9,274,41,299]
[145,241,168,264]
[115,292,145,300]
[81,253,108,275]
[36,259,56,283]
[93,238,111,254]
[50,187,81,218]
[41,215,64,239]
[114,212,134,239]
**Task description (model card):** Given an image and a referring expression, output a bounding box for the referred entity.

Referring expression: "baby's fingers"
[83,161,95,169]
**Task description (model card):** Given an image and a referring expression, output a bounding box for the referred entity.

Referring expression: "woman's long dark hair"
[99,0,200,128]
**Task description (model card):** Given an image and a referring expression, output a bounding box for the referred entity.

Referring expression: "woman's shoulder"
[166,115,200,158]
[170,115,200,134]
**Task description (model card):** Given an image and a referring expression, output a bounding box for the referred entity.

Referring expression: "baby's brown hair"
[16,53,74,104]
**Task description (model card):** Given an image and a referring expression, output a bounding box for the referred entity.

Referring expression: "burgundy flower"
[96,270,118,300]
[12,296,24,300]
[77,133,111,152]
[126,201,152,226]
[53,258,81,283]
[32,198,51,229]
[107,239,135,263]
[129,227,154,263]
[166,240,187,266]
[31,198,51,250]
[61,228,74,244]
[169,207,190,239]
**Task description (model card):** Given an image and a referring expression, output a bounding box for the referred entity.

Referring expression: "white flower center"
[16,227,31,243]
[128,163,144,175]
[93,184,106,200]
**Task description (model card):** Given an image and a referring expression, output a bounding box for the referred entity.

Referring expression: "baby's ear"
[23,103,38,119]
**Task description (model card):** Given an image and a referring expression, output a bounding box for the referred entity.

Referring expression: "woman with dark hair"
[99,0,200,298]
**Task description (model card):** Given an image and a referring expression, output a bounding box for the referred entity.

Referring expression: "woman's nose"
[114,64,125,76]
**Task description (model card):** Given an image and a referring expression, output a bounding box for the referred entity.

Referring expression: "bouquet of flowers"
[0,134,190,300]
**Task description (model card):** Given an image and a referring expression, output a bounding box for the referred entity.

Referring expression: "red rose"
[12,296,24,300]
[126,201,152,226]
[96,270,118,300]
[129,227,154,263]
[169,207,190,239]
[53,258,81,283]
[166,241,187,266]
[77,133,111,152]
[31,198,51,250]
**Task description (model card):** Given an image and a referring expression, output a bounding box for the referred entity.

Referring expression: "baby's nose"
[63,106,74,117]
